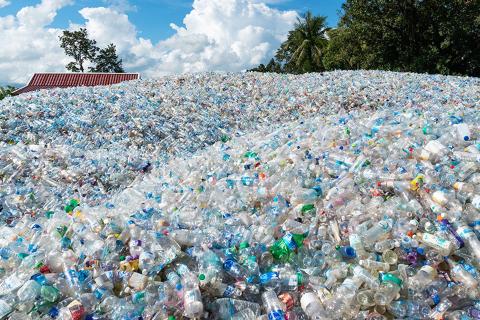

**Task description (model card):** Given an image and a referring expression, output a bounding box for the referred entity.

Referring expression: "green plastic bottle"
[270,232,307,262]
[40,285,59,303]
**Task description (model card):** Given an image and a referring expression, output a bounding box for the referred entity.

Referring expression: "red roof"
[12,73,140,95]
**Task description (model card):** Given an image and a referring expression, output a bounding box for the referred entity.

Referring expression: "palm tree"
[276,11,329,73]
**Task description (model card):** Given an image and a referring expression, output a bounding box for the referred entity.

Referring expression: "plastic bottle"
[213,298,261,319]
[374,273,402,305]
[418,232,454,256]
[17,280,41,302]
[409,265,438,289]
[455,123,471,142]
[300,291,329,319]
[269,232,307,262]
[353,266,380,289]
[231,308,257,320]
[182,272,204,318]
[262,290,286,320]
[361,219,393,246]
[455,224,480,264]
[447,259,478,289]
[429,298,452,320]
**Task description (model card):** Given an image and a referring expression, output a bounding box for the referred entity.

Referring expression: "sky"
[0,0,344,86]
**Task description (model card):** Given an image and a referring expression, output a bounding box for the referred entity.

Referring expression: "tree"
[59,28,99,72]
[0,86,16,100]
[248,58,282,73]
[324,0,480,76]
[90,43,125,73]
[322,28,370,71]
[275,11,329,73]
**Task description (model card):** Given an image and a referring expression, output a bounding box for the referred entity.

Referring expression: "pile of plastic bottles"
[0,71,479,319]
[3,70,472,222]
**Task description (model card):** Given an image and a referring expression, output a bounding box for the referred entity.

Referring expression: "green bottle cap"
[297,272,304,285]
[168,316,176,320]
[244,151,258,158]
[221,135,230,143]
[18,253,29,259]
[380,273,403,287]
[239,241,249,249]
[198,274,206,281]
[301,204,315,214]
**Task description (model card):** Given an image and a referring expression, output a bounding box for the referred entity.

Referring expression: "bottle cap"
[380,273,402,287]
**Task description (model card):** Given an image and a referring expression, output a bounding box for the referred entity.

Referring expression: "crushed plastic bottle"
[0,70,479,319]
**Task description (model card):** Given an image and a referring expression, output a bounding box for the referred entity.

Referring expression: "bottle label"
[268,310,285,320]
[223,285,235,297]
[423,233,451,249]
[260,272,279,284]
[287,274,298,288]
[282,233,297,250]
[457,226,474,238]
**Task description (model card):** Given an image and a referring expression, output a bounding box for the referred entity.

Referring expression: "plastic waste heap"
[0,70,479,319]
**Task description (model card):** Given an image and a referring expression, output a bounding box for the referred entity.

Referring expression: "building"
[12,73,140,95]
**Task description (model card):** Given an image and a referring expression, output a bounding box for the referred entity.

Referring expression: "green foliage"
[248,59,281,73]
[275,11,329,73]
[59,28,99,72]
[324,0,480,76]
[249,11,329,74]
[0,86,16,100]
[252,1,479,76]
[59,29,125,73]
[90,44,125,73]
[322,28,367,71]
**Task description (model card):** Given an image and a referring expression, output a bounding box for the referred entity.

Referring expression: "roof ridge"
[12,73,140,96]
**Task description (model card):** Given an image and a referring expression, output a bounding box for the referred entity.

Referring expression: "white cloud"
[0,0,10,8]
[0,0,297,85]
[0,0,73,84]
[80,0,297,76]
[102,0,137,13]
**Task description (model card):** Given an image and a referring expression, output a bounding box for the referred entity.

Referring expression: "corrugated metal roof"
[12,73,140,95]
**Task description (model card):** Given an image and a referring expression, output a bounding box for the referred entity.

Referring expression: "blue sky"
[0,0,345,85]
[1,0,344,42]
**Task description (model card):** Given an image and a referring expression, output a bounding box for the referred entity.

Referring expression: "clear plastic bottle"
[455,224,480,264]
[212,298,261,319]
[361,219,393,246]
[353,266,379,289]
[231,308,257,320]
[182,272,204,318]
[17,279,41,302]
[262,290,286,320]
[300,291,329,319]
[418,232,454,256]
[358,259,390,272]
[374,273,402,305]
[447,259,478,289]
[429,298,452,320]
[374,239,396,253]
[409,265,438,289]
